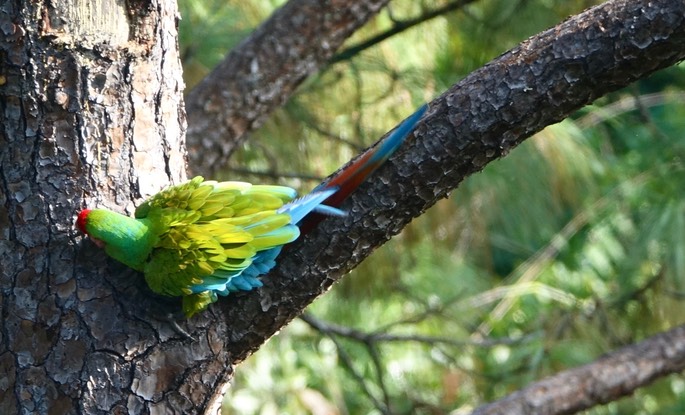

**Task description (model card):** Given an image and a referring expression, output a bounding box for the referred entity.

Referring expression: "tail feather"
[299,104,428,232]
[278,187,338,225]
[314,104,428,197]
[312,204,346,217]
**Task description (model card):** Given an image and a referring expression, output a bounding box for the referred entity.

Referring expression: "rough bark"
[184,0,390,176]
[2,0,685,414]
[470,324,685,415]
[220,0,685,359]
[0,0,190,413]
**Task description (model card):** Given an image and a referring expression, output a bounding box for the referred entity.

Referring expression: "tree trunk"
[2,0,685,414]
[0,0,190,412]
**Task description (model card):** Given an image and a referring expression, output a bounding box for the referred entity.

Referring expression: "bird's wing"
[135,177,306,316]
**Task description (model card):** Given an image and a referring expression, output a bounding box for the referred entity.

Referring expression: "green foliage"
[178,0,685,413]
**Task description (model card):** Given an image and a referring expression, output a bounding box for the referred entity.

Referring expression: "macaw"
[76,105,427,317]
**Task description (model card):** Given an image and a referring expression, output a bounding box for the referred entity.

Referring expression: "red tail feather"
[298,105,427,234]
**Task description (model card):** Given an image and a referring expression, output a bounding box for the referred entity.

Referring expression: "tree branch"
[220,0,685,356]
[213,1,685,411]
[184,0,390,176]
[470,324,685,415]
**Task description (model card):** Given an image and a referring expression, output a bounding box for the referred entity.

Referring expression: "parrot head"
[76,208,155,270]
[77,209,105,248]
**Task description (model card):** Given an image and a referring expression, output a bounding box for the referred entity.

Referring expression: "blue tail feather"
[312,204,346,217]
[277,188,338,225]
[368,104,428,165]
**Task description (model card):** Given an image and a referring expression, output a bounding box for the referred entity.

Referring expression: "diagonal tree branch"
[220,0,685,357]
[470,324,685,415]
[208,0,685,410]
[184,0,390,176]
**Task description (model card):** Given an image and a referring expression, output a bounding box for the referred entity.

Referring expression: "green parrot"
[76,105,427,317]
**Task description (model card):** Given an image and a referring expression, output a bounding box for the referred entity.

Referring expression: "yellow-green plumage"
[139,177,301,316]
[79,177,309,317]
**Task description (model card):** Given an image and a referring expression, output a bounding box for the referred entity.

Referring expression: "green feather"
[82,209,156,270]
[83,176,301,317]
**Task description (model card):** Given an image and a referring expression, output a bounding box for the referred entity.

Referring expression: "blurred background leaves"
[178,0,685,413]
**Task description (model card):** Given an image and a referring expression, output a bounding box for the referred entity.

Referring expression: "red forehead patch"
[76,209,91,234]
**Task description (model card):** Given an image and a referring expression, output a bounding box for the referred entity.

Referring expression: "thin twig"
[330,0,479,64]
[309,317,390,414]
[300,313,532,348]
[576,91,685,129]
[304,120,366,151]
